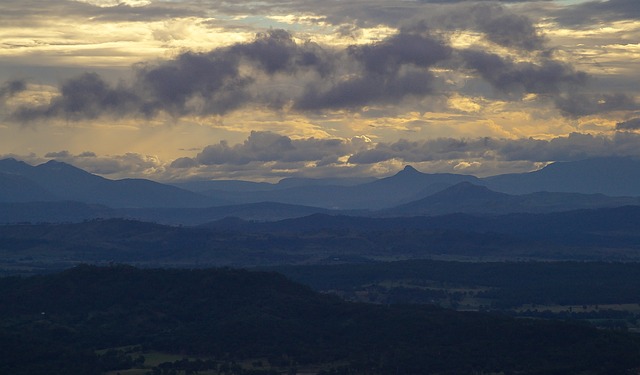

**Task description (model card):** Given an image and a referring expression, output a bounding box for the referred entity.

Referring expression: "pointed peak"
[400,165,419,174]
[0,157,33,173]
[38,159,74,169]
[0,157,27,165]
[36,159,98,178]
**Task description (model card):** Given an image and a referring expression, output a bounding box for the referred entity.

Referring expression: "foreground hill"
[1,265,639,374]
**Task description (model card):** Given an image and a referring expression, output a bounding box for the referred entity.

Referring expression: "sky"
[1,0,639,182]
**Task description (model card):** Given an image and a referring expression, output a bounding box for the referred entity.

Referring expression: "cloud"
[170,157,199,169]
[296,30,451,110]
[554,93,638,118]
[0,79,26,99]
[348,132,640,164]
[0,0,200,25]
[194,131,364,166]
[43,150,164,177]
[554,0,640,26]
[4,6,635,123]
[459,49,587,98]
[12,73,141,121]
[7,28,450,119]
[9,30,335,120]
[435,3,546,51]
[44,150,72,158]
[616,118,640,130]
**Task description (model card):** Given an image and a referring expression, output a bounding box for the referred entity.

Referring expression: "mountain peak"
[0,158,34,174]
[37,159,91,175]
[401,165,419,174]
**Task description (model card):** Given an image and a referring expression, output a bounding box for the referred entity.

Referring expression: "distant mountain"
[5,206,640,272]
[173,176,376,193]
[197,166,479,209]
[0,201,113,224]
[484,157,640,196]
[4,156,640,213]
[275,176,377,189]
[0,200,343,225]
[120,201,340,225]
[382,182,640,216]
[0,159,218,208]
[171,179,274,193]
[0,172,57,202]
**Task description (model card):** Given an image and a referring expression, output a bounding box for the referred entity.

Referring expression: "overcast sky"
[1,0,639,181]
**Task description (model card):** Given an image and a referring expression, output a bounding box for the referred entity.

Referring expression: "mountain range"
[1,156,639,224]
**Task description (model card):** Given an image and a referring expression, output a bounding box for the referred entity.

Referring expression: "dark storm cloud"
[12,72,141,122]
[348,132,640,164]
[295,31,450,110]
[7,22,627,121]
[195,131,357,166]
[134,49,248,117]
[133,29,336,115]
[349,31,452,74]
[554,93,638,118]
[10,30,317,120]
[228,29,334,76]
[459,49,587,97]
[446,3,546,51]
[170,157,199,169]
[8,29,452,120]
[616,118,640,130]
[0,79,26,99]
[295,69,436,110]
[554,0,640,26]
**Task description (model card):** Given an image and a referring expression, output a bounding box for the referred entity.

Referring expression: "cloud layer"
[1,0,639,181]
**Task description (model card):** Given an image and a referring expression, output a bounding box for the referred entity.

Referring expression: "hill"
[3,157,640,214]
[4,206,640,275]
[485,156,640,196]
[0,159,217,208]
[1,265,639,374]
[382,182,640,216]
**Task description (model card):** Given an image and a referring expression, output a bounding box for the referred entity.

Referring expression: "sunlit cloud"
[0,0,639,181]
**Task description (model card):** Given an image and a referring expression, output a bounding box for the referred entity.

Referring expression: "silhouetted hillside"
[0,159,219,208]
[193,166,480,209]
[0,172,56,202]
[1,265,639,374]
[3,157,640,214]
[382,182,640,216]
[485,157,640,196]
[4,206,640,275]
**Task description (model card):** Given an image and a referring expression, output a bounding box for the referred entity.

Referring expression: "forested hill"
[2,265,640,374]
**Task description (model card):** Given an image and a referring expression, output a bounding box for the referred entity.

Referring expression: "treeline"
[1,265,640,374]
[4,210,640,277]
[271,260,640,307]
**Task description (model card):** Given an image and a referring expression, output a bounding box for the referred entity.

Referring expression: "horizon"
[0,154,555,183]
[1,0,639,181]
